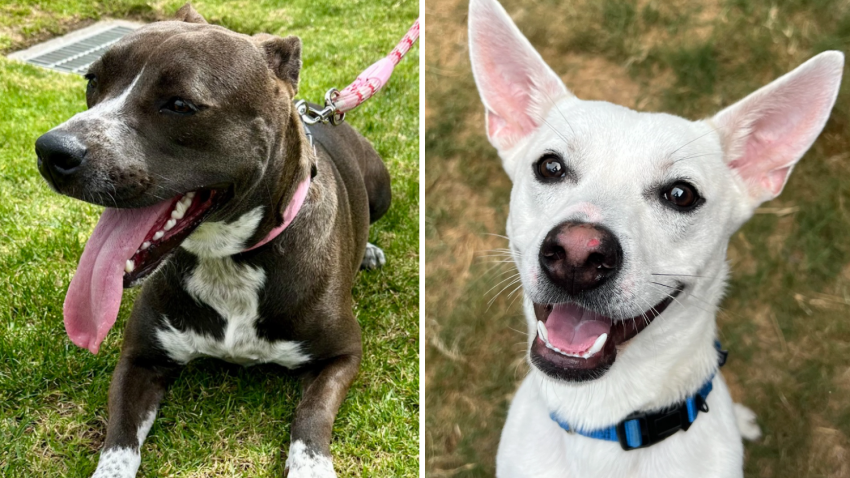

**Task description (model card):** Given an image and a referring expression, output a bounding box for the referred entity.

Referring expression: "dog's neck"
[533,258,730,432]
[244,104,315,250]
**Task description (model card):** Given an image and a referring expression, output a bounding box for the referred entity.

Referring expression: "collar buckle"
[615,399,697,450]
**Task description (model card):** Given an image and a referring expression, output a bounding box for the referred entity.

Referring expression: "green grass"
[0,1,418,476]
[425,0,850,477]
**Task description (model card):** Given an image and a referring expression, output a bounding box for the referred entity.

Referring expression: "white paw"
[361,242,386,270]
[285,440,337,478]
[91,447,141,478]
[733,403,761,441]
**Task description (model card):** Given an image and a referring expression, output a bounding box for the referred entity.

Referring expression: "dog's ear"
[175,3,208,24]
[711,51,844,206]
[468,0,572,170]
[258,35,302,94]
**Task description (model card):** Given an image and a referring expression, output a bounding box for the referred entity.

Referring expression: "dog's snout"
[36,130,87,184]
[538,221,622,295]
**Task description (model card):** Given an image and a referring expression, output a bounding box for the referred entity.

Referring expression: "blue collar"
[550,341,728,451]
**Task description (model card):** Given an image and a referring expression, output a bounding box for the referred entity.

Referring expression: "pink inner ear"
[718,51,844,202]
[763,166,793,196]
[475,43,544,143]
[729,104,822,197]
[468,0,571,151]
[487,110,508,139]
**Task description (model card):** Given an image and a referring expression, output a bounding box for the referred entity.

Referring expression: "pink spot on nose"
[587,239,600,248]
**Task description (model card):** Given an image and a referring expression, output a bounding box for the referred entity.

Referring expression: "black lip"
[122,186,233,288]
[530,284,684,382]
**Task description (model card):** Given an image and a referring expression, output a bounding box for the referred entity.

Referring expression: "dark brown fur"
[36,4,391,475]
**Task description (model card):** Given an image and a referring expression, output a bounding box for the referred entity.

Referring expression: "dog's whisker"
[506,283,526,310]
[650,272,713,279]
[487,278,523,308]
[668,124,720,156]
[539,86,576,137]
[484,272,522,297]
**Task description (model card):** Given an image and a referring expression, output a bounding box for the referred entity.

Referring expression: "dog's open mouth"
[122,188,229,287]
[530,285,683,381]
[63,186,230,354]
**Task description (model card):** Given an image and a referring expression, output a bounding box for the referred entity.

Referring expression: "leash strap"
[551,341,728,451]
[295,18,420,126]
[331,18,420,113]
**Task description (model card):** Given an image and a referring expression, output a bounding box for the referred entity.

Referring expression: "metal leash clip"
[295,88,346,126]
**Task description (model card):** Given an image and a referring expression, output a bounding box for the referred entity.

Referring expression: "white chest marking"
[157,208,310,368]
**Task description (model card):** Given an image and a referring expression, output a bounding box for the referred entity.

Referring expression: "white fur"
[286,440,337,478]
[181,206,265,258]
[361,242,386,269]
[468,0,842,476]
[90,408,156,478]
[158,207,310,367]
[56,71,143,144]
[733,403,762,441]
[91,447,141,478]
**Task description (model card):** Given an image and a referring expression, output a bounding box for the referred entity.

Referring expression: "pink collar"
[243,174,311,252]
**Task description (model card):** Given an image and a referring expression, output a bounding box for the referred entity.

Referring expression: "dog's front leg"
[285,353,362,478]
[91,350,177,478]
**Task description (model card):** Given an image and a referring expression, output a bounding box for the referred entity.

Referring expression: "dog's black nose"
[35,130,87,184]
[538,221,622,295]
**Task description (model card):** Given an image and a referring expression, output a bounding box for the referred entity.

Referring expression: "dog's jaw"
[527,286,682,382]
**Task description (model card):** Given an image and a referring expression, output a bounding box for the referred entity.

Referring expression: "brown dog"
[35,4,391,477]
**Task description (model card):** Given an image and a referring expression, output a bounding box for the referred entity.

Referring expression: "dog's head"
[35,4,310,353]
[35,4,306,283]
[469,0,843,383]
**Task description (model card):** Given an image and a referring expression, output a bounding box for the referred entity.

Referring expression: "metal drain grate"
[7,21,143,75]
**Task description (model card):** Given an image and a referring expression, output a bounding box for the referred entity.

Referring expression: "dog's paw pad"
[733,403,761,441]
[285,440,337,478]
[361,243,386,270]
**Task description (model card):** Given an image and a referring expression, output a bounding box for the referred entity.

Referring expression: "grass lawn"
[0,1,418,476]
[425,0,850,477]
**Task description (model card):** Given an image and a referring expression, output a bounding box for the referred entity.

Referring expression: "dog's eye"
[161,97,199,115]
[661,182,701,211]
[84,73,98,91]
[535,154,568,182]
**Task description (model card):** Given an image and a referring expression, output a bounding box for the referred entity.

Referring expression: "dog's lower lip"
[122,186,231,287]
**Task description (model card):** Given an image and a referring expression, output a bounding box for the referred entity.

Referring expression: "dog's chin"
[529,285,683,383]
[122,185,233,287]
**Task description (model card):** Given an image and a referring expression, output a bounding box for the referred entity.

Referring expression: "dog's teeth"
[537,321,549,343]
[153,230,164,240]
[141,241,150,250]
[164,219,176,231]
[584,334,608,358]
[171,209,184,220]
[124,260,135,273]
[186,191,195,199]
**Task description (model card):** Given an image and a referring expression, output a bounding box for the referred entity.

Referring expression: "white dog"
[468,0,844,476]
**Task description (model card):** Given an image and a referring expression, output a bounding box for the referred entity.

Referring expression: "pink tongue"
[545,304,612,354]
[64,200,173,354]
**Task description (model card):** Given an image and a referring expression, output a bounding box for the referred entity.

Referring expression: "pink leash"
[250,18,419,251]
[331,18,420,114]
[296,18,420,125]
